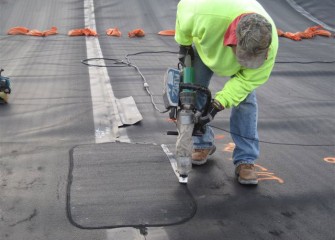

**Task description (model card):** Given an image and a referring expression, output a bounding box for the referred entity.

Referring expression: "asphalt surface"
[0,0,334,240]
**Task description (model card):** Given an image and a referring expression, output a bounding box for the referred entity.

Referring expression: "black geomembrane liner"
[1,0,334,239]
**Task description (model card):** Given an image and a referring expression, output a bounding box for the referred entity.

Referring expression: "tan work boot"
[191,146,216,165]
[235,164,258,185]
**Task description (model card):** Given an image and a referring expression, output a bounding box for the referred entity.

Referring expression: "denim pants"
[192,49,259,166]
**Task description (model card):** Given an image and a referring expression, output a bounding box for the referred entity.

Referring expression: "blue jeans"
[192,48,259,166]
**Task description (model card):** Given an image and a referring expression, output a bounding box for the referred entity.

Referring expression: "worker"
[175,0,278,185]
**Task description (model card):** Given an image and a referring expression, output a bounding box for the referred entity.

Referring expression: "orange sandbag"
[7,26,30,35]
[283,32,302,41]
[8,26,57,37]
[278,25,332,41]
[106,27,121,37]
[295,31,314,39]
[304,25,322,33]
[83,28,97,36]
[313,29,332,37]
[158,29,175,36]
[26,29,44,36]
[128,28,145,38]
[68,28,98,36]
[68,29,83,36]
[43,26,58,36]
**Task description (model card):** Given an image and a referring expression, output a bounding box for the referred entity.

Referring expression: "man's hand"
[178,45,194,66]
[197,99,224,126]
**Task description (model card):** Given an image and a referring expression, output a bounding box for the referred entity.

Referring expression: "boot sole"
[238,177,258,185]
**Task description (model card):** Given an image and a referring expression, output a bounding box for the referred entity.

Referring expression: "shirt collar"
[224,13,252,46]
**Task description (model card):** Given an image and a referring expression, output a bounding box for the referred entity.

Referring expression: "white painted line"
[106,228,144,240]
[106,227,171,240]
[161,144,180,181]
[285,0,335,32]
[84,2,171,239]
[84,0,129,144]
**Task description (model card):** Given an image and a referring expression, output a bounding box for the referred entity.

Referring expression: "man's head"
[236,13,272,69]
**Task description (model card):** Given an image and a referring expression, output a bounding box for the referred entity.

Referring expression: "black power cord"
[81,51,335,147]
[210,125,334,147]
[82,51,177,113]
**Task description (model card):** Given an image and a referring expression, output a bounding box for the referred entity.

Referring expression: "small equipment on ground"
[0,69,11,103]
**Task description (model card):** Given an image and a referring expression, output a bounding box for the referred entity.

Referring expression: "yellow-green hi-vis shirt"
[175,0,279,108]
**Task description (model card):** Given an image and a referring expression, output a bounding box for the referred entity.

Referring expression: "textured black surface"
[288,0,335,29]
[0,0,334,239]
[68,142,196,229]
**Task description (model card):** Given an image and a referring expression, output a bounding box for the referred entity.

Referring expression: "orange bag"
[26,29,44,36]
[7,26,30,35]
[43,26,58,36]
[68,28,98,36]
[304,25,322,33]
[106,28,122,37]
[313,29,332,37]
[7,26,57,37]
[283,32,302,41]
[83,28,97,36]
[158,30,175,36]
[277,25,332,41]
[296,31,314,39]
[68,29,83,36]
[128,28,145,38]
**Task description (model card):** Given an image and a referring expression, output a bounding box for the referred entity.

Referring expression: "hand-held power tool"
[163,53,211,183]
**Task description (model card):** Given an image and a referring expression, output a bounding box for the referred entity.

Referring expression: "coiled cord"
[81,51,334,147]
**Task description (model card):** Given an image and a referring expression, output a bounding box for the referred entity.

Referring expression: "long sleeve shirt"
[175,0,279,108]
